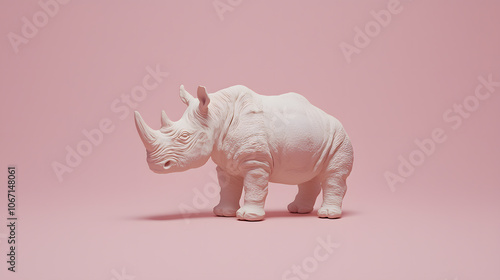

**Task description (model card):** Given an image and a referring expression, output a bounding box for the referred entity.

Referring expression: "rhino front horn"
[134,111,157,151]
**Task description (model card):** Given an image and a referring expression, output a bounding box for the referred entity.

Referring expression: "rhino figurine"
[134,85,353,221]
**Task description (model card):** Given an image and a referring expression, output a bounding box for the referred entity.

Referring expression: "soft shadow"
[131,209,360,222]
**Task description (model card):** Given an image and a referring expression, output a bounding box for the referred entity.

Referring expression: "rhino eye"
[179,131,190,139]
[164,160,172,168]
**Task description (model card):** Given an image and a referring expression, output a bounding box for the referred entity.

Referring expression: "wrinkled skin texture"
[135,85,353,221]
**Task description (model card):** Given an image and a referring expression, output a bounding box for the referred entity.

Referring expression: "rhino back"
[211,88,345,184]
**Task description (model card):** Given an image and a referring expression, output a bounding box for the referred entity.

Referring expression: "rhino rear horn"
[179,85,194,105]
[161,110,172,128]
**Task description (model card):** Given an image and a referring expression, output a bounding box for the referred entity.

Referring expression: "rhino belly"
[265,98,331,185]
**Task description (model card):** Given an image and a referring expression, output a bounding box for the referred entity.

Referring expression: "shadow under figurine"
[134,85,353,221]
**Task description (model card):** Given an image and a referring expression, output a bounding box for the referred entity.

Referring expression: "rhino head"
[134,85,213,174]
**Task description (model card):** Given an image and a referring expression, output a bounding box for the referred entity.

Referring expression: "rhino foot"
[213,204,238,217]
[287,201,313,214]
[236,205,265,221]
[317,206,342,219]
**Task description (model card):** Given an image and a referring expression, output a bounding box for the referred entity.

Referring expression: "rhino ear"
[197,86,210,114]
[179,85,194,105]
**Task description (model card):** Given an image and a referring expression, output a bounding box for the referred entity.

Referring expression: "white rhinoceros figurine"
[134,85,353,221]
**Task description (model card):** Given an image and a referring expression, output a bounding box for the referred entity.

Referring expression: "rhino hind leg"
[318,176,346,219]
[318,139,353,219]
[288,179,321,214]
[213,166,243,217]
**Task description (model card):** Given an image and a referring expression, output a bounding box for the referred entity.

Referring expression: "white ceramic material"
[134,85,353,221]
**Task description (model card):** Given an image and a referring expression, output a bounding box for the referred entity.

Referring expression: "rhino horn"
[134,111,157,151]
[179,85,194,105]
[160,110,172,128]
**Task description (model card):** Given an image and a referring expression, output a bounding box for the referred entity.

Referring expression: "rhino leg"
[318,139,353,219]
[288,179,321,214]
[213,166,243,217]
[236,167,269,221]
[318,176,346,219]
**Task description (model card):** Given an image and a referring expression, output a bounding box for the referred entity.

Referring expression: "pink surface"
[1,0,499,279]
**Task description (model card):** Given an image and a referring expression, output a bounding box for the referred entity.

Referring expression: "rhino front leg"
[236,167,269,221]
[213,166,243,217]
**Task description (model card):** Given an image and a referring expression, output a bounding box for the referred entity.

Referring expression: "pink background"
[1,1,499,279]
